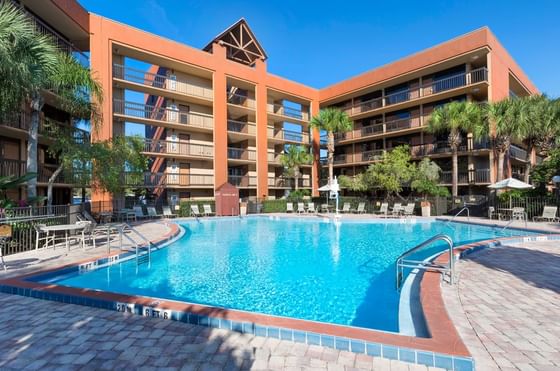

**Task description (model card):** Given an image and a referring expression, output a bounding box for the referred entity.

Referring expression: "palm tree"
[309,108,352,185]
[517,95,560,182]
[0,2,102,202]
[426,101,483,196]
[481,98,524,182]
[279,145,312,191]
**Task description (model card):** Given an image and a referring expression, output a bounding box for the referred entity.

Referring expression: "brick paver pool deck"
[443,239,560,371]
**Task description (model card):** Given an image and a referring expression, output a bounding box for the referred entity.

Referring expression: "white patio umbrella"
[488,177,534,208]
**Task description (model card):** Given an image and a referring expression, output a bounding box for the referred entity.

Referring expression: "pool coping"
[1,219,557,371]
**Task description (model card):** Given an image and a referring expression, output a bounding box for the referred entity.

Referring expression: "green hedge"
[178,200,215,217]
[262,200,287,213]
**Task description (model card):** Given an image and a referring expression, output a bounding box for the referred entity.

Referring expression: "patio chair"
[533,206,559,222]
[512,207,527,221]
[320,204,330,213]
[374,203,389,217]
[391,203,403,217]
[162,206,177,218]
[0,224,12,270]
[307,202,317,214]
[286,202,294,213]
[297,202,306,214]
[403,203,415,217]
[133,206,149,220]
[147,207,162,219]
[488,206,503,220]
[354,202,366,214]
[341,203,351,213]
[190,204,202,217]
[203,204,215,216]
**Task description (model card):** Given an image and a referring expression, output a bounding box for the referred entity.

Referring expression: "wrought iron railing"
[141,138,213,157]
[227,148,257,161]
[121,172,213,187]
[228,175,257,187]
[227,119,256,135]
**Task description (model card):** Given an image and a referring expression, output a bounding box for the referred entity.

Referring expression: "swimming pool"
[46,217,534,333]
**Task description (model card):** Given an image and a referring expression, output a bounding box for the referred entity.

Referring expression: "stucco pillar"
[212,42,228,191]
[255,59,269,199]
[311,100,320,196]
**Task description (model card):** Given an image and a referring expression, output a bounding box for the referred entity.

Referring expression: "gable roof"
[203,18,267,66]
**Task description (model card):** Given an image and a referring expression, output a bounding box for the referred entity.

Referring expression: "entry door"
[167,74,177,91]
[179,134,190,155]
[168,103,178,123]
[168,162,179,185]
[168,133,178,154]
[180,163,190,185]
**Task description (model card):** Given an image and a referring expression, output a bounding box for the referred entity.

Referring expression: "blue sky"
[81,0,560,97]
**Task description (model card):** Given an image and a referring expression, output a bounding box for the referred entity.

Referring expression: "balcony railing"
[228,175,257,188]
[1,111,90,142]
[141,138,213,158]
[227,92,256,109]
[349,67,488,116]
[268,177,311,188]
[227,148,257,161]
[22,8,89,67]
[335,116,423,142]
[267,152,282,164]
[113,64,213,100]
[113,99,213,130]
[410,140,490,157]
[509,145,528,161]
[227,119,256,135]
[268,128,310,143]
[440,169,490,185]
[267,104,309,121]
[0,159,78,184]
[122,172,214,187]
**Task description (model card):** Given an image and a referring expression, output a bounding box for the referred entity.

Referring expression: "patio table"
[41,223,87,251]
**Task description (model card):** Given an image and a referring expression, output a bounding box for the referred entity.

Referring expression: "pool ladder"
[446,206,470,225]
[119,223,154,266]
[395,234,454,290]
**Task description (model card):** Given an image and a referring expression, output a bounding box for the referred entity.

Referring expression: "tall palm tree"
[0,2,102,202]
[309,108,352,185]
[279,145,312,191]
[481,98,524,182]
[517,95,560,182]
[426,101,483,196]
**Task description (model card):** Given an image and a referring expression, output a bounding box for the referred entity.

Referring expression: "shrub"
[262,199,287,213]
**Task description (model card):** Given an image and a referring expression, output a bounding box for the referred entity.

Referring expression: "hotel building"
[0,0,538,205]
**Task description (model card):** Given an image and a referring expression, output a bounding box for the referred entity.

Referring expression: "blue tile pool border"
[3,225,556,370]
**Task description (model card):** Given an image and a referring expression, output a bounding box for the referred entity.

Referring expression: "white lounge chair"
[162,206,177,218]
[286,202,294,213]
[203,204,215,216]
[533,206,559,222]
[190,204,202,217]
[354,202,366,214]
[488,206,503,220]
[307,202,317,214]
[375,203,389,217]
[512,207,526,221]
[341,203,351,213]
[147,207,162,219]
[391,203,403,217]
[297,202,306,214]
[403,203,415,217]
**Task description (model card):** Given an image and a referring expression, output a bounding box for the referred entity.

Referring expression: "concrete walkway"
[443,240,560,370]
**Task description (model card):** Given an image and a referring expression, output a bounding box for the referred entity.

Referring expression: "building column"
[255,59,269,199]
[211,43,228,191]
[311,100,320,196]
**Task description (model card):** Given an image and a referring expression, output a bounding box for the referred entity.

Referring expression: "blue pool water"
[50,217,535,333]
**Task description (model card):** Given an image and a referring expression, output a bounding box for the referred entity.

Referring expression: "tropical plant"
[0,2,102,201]
[364,146,415,199]
[530,147,560,192]
[517,95,560,182]
[310,108,353,185]
[279,145,312,191]
[338,173,368,193]
[0,173,37,209]
[426,101,483,196]
[410,158,449,199]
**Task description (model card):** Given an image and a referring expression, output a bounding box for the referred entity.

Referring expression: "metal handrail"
[396,234,454,290]
[447,206,470,224]
[121,223,153,265]
[501,212,528,231]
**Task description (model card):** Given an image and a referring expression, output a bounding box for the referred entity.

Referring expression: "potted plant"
[411,159,449,217]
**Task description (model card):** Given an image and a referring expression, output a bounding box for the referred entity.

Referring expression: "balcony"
[348,67,488,117]
[1,111,90,142]
[335,116,423,143]
[228,175,257,188]
[0,159,78,185]
[509,145,528,162]
[122,172,214,188]
[113,64,213,104]
[267,128,310,144]
[227,119,256,137]
[410,140,490,157]
[227,148,257,162]
[23,8,89,67]
[227,92,256,110]
[141,138,213,159]
[440,169,490,185]
[268,177,311,188]
[267,152,282,164]
[331,149,384,166]
[267,104,309,122]
[113,99,213,132]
